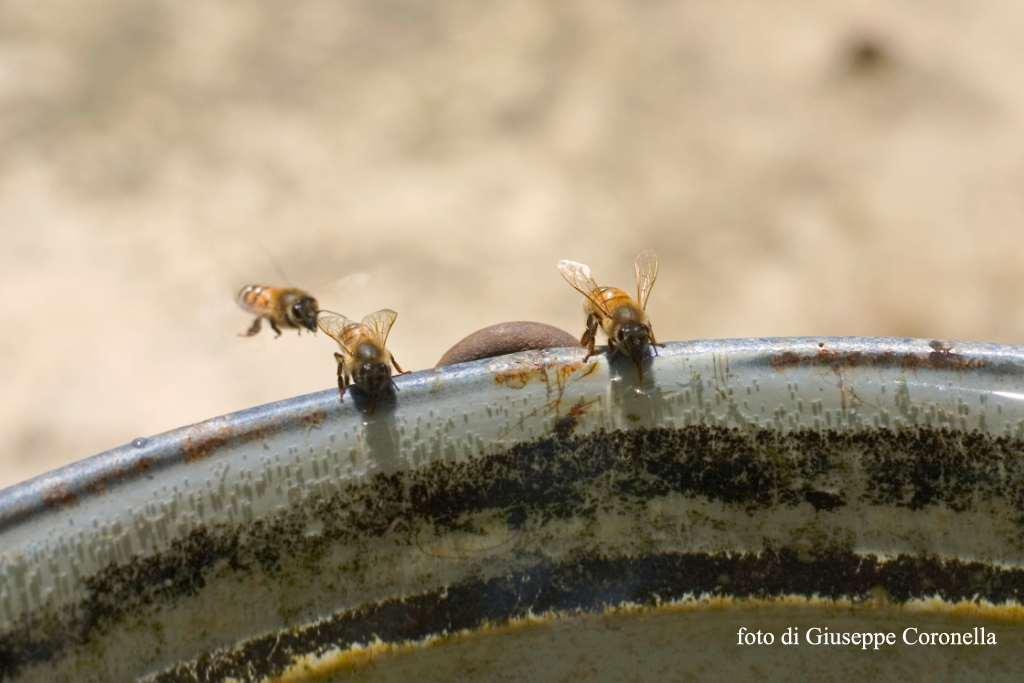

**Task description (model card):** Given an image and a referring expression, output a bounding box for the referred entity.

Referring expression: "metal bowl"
[3,337,1024,682]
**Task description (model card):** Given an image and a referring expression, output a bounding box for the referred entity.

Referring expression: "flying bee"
[317,309,406,414]
[236,285,319,337]
[557,249,663,384]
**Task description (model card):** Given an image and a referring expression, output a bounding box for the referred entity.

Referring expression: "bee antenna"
[316,308,347,318]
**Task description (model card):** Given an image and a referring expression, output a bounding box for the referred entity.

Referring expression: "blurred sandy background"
[2,0,1024,490]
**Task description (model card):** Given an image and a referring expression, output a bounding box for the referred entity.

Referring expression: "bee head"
[615,323,650,361]
[290,296,319,333]
[614,323,652,383]
[352,361,392,397]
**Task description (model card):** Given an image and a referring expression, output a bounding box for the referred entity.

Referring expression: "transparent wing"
[317,312,358,345]
[557,259,611,316]
[200,277,270,352]
[634,249,659,310]
[233,284,258,313]
[362,309,398,346]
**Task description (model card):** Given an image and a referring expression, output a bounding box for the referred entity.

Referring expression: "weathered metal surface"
[3,337,1024,682]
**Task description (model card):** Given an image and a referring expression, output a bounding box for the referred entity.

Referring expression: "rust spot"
[770,342,985,374]
[843,351,864,368]
[491,356,589,391]
[817,349,840,371]
[180,425,232,463]
[555,360,587,388]
[770,351,801,369]
[493,365,545,389]
[36,454,160,515]
[488,354,549,389]
[927,340,985,370]
[303,410,327,429]
[495,361,593,439]
[902,353,923,370]
[236,424,279,446]
[554,399,590,440]
[42,483,77,508]
[132,455,156,474]
[804,348,869,373]
[181,420,286,461]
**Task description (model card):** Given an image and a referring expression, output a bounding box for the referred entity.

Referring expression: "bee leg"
[580,330,593,360]
[389,357,408,393]
[649,326,665,355]
[241,317,262,337]
[334,353,348,403]
[606,337,622,361]
[581,314,600,361]
[270,319,283,338]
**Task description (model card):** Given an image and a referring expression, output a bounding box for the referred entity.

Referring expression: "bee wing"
[557,259,612,316]
[634,249,659,310]
[200,277,270,352]
[317,312,358,346]
[362,309,398,346]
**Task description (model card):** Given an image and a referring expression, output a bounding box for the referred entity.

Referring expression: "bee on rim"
[317,309,406,415]
[557,249,663,384]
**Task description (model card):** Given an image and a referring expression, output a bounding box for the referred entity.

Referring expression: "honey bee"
[236,285,319,337]
[317,309,406,414]
[557,249,662,384]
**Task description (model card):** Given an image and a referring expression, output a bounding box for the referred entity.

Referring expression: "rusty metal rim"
[1,335,1021,535]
